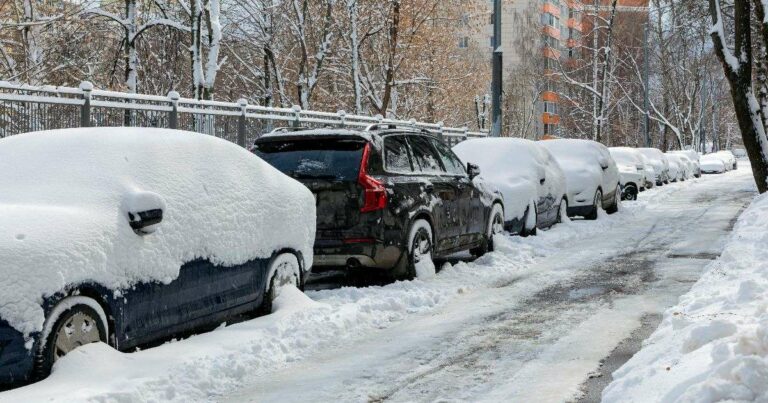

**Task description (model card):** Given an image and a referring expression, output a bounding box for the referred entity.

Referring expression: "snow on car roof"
[0,127,316,341]
[259,128,373,140]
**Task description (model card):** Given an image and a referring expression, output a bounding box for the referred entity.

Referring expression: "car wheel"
[35,297,108,380]
[403,219,434,280]
[624,186,637,201]
[585,190,603,220]
[520,205,538,236]
[556,198,569,224]
[258,253,301,316]
[471,203,504,256]
[606,186,621,214]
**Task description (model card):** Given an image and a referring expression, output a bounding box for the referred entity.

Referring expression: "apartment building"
[459,0,648,138]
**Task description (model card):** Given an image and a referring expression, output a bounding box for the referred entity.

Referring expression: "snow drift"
[603,191,768,402]
[0,128,316,341]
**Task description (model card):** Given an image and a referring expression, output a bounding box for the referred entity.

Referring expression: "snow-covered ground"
[0,164,756,402]
[604,167,768,402]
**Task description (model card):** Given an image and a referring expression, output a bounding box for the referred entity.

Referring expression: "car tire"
[34,297,108,380]
[520,204,538,237]
[606,186,620,214]
[471,203,504,256]
[585,190,603,220]
[401,219,434,280]
[258,253,301,316]
[623,185,638,201]
[556,198,568,224]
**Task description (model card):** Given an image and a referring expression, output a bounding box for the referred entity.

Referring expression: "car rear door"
[408,135,461,252]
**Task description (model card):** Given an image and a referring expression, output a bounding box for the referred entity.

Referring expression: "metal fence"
[0,81,487,148]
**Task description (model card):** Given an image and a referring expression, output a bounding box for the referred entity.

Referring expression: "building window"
[544,102,558,115]
[458,37,469,49]
[490,36,495,48]
[460,13,470,26]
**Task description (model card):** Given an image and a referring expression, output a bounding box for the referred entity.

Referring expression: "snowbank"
[0,128,316,340]
[603,192,768,402]
[452,138,566,221]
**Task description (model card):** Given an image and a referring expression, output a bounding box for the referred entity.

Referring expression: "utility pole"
[642,23,651,147]
[491,0,502,137]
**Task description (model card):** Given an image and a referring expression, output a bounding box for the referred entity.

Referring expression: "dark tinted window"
[253,139,365,181]
[384,136,414,173]
[409,136,446,174]
[431,139,467,176]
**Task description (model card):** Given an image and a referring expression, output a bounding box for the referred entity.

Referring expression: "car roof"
[253,127,441,145]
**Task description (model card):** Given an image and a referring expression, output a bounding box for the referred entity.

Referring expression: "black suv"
[252,126,504,280]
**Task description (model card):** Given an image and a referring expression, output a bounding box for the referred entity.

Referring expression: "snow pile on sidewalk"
[603,192,768,402]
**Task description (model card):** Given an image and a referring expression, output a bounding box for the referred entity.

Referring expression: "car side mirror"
[467,162,481,179]
[123,191,166,235]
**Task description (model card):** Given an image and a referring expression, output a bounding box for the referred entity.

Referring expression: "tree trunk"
[710,0,768,193]
[379,0,400,117]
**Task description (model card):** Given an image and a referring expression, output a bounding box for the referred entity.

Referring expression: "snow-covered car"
[732,147,747,158]
[637,148,670,185]
[636,153,656,189]
[609,147,648,201]
[0,128,316,386]
[665,154,688,181]
[453,138,568,235]
[713,150,737,170]
[669,150,701,177]
[540,139,620,219]
[700,154,728,174]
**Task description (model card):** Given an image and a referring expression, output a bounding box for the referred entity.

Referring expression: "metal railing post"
[338,110,346,128]
[437,121,445,143]
[292,105,302,128]
[168,91,180,129]
[79,81,93,127]
[237,98,248,147]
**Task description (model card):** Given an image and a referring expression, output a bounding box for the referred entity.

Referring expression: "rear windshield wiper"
[292,172,339,180]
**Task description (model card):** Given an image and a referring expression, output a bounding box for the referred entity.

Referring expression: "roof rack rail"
[267,126,312,134]
[365,123,434,135]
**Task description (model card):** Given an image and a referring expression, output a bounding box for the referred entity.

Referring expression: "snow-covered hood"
[0,128,316,340]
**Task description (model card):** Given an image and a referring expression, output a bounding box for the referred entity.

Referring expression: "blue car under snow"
[0,127,316,387]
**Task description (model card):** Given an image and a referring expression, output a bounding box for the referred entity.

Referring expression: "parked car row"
[0,126,738,389]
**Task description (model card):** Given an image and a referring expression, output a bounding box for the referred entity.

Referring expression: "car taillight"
[358,143,387,213]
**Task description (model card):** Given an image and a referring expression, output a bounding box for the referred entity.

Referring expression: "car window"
[384,135,414,173]
[252,139,365,181]
[409,136,446,174]
[430,138,467,176]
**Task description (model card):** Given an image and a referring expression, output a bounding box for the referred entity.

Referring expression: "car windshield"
[253,138,365,181]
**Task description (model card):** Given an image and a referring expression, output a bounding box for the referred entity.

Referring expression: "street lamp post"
[491,0,502,137]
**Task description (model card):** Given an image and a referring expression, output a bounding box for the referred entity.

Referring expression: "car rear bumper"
[0,320,34,388]
[312,239,404,270]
